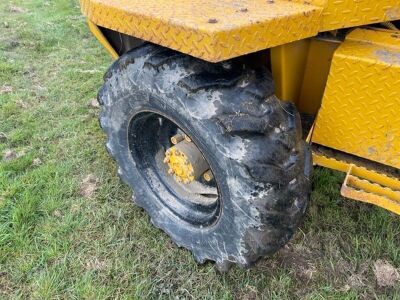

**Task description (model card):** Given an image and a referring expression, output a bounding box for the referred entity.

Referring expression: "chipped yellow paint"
[313,28,400,169]
[165,147,195,184]
[312,153,400,215]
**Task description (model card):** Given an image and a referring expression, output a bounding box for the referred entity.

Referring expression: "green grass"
[0,1,399,298]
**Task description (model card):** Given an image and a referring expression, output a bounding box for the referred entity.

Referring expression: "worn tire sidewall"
[102,85,257,264]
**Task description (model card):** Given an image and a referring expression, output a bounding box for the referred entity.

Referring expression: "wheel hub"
[164,138,209,184]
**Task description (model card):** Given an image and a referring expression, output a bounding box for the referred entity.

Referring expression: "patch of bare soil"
[277,243,318,283]
[373,259,400,288]
[9,5,26,13]
[0,271,18,298]
[32,158,42,166]
[270,231,376,297]
[52,210,62,218]
[85,257,108,272]
[2,150,17,161]
[0,85,13,94]
[342,262,369,292]
[79,174,100,198]
[89,98,100,108]
[15,99,30,109]
[235,285,258,300]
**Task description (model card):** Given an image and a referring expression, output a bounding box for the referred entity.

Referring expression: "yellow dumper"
[80,0,400,270]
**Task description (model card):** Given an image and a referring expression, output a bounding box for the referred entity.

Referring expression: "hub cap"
[164,140,209,184]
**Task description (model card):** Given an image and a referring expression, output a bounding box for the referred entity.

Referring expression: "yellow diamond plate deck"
[80,0,322,62]
[299,0,400,31]
[80,0,400,62]
[320,1,400,31]
[312,28,400,169]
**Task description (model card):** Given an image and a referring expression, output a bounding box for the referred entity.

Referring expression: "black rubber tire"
[98,44,312,270]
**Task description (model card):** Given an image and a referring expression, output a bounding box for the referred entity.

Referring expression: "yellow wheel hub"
[165,146,195,184]
[164,138,210,184]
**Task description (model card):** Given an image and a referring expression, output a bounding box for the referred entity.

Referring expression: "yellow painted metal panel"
[80,0,322,62]
[344,175,400,203]
[313,28,400,169]
[81,0,400,62]
[271,40,310,103]
[342,174,400,215]
[293,0,400,31]
[271,37,340,113]
[312,152,400,215]
[297,38,339,115]
[319,0,400,31]
[87,20,119,59]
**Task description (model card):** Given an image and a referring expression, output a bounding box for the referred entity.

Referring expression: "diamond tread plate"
[320,0,400,31]
[313,29,400,169]
[81,0,400,62]
[80,0,322,62]
[294,0,400,31]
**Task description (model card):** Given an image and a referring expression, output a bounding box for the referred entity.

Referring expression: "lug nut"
[203,170,214,182]
[168,169,174,174]
[184,134,192,143]
[171,134,184,145]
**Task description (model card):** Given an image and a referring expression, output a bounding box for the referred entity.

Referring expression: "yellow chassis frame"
[307,130,400,215]
[315,154,400,215]
[87,20,118,59]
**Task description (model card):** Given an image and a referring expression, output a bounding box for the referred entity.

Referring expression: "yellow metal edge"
[345,175,400,203]
[346,27,400,49]
[312,27,400,169]
[87,20,119,59]
[319,1,400,32]
[81,0,322,62]
[297,38,340,115]
[341,166,400,215]
[271,40,310,103]
[81,0,400,62]
[312,151,400,215]
[271,36,339,112]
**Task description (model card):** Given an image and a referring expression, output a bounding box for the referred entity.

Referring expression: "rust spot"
[267,0,275,4]
[240,8,248,13]
[208,18,218,24]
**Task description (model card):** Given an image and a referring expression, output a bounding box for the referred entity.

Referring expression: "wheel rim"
[128,111,220,226]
